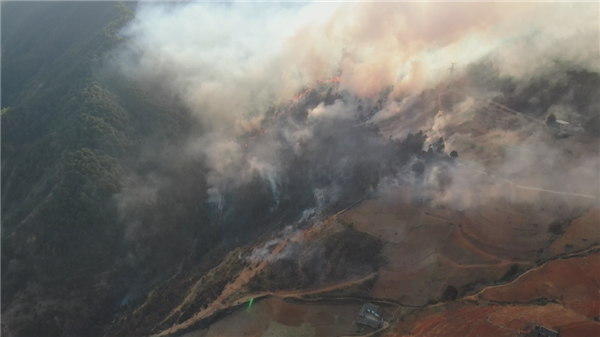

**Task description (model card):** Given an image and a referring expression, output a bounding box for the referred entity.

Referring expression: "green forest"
[1,3,207,335]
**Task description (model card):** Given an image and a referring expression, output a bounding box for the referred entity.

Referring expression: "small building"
[529,325,559,337]
[356,303,384,329]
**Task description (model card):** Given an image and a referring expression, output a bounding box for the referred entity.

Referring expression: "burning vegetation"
[2,2,599,337]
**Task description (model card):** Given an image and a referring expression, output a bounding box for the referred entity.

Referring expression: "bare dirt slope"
[390,251,600,337]
[105,91,599,337]
[105,197,598,336]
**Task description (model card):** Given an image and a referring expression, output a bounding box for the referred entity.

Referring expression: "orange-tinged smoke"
[119,1,599,206]
[121,2,598,135]
[273,76,342,120]
[279,2,598,98]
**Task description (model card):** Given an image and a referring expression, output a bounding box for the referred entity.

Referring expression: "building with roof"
[529,325,559,337]
[356,303,384,329]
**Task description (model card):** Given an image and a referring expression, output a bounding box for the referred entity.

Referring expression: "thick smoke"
[112,2,600,255]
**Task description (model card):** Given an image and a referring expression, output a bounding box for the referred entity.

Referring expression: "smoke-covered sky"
[117,2,598,120]
[113,2,599,229]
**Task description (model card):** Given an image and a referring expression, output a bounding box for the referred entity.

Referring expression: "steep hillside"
[1,3,202,336]
[2,3,599,337]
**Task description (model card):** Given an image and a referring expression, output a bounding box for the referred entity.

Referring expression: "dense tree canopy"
[1,3,203,335]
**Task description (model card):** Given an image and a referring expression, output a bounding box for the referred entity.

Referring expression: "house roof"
[530,325,558,337]
[358,303,383,322]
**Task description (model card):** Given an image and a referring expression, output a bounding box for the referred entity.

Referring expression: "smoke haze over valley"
[1,2,599,337]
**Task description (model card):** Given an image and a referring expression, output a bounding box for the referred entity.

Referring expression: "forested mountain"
[1,3,205,335]
[3,2,598,337]
[1,4,426,335]
[1,3,351,335]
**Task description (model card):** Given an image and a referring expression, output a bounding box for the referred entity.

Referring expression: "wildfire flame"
[273,76,342,120]
[294,88,311,101]
[243,76,363,150]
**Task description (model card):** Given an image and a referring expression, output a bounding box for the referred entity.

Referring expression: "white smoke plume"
[113,2,599,217]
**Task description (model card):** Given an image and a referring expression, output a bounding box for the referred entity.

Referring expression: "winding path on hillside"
[337,321,390,337]
[153,242,599,336]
